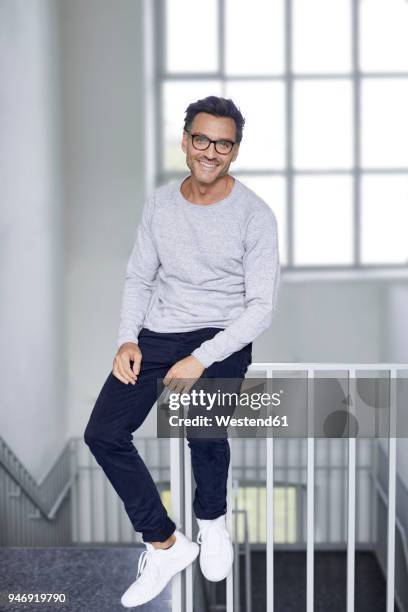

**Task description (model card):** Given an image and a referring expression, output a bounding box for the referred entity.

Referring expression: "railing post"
[306,369,315,612]
[243,509,252,612]
[170,436,185,612]
[226,438,234,612]
[386,369,397,612]
[347,369,356,612]
[233,480,240,612]
[183,437,194,612]
[266,366,274,612]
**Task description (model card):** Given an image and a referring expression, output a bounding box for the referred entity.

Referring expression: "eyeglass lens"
[192,134,233,154]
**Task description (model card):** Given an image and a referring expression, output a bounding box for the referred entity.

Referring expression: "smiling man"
[84,96,281,608]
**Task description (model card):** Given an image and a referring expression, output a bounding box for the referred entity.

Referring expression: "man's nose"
[204,142,218,157]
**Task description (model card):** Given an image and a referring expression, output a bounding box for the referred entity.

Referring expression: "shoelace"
[136,549,160,583]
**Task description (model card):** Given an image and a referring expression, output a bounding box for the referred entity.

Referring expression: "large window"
[154,0,408,271]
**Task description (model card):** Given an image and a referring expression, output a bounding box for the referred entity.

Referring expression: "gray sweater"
[117,175,281,368]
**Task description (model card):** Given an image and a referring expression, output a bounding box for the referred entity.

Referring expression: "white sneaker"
[120,530,199,608]
[197,515,234,582]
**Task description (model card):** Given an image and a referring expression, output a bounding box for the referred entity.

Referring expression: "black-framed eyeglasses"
[186,130,236,155]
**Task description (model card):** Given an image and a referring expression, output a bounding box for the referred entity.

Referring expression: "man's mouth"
[198,160,219,170]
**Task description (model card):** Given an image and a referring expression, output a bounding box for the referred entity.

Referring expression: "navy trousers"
[84,327,252,542]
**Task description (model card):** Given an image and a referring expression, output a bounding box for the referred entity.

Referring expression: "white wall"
[385,284,408,363]
[384,284,408,490]
[256,278,386,365]
[0,0,65,480]
[58,0,147,438]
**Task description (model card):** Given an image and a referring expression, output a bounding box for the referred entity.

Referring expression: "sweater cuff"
[191,346,216,369]
[117,335,139,349]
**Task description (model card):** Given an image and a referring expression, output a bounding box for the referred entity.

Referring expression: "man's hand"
[163,355,205,394]
[113,342,142,385]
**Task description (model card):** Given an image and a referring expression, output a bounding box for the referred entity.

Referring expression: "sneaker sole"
[121,543,199,608]
[200,546,234,582]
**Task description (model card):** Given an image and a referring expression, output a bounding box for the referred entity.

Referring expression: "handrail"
[0,436,75,521]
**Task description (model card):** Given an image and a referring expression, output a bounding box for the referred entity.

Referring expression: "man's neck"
[181,174,234,205]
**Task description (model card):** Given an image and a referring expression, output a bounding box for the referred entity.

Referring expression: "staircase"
[1,429,408,611]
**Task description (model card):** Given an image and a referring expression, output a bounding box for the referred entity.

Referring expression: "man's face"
[181,112,240,184]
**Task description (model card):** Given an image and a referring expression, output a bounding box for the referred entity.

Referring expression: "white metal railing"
[170,362,408,612]
[232,506,252,612]
[374,472,408,612]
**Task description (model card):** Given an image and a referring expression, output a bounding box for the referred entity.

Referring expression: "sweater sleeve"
[191,205,281,368]
[117,195,160,348]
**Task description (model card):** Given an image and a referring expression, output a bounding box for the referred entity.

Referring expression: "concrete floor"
[240,550,400,612]
[0,547,400,612]
[0,546,170,612]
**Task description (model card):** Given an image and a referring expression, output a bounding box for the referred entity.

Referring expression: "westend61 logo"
[167,388,283,411]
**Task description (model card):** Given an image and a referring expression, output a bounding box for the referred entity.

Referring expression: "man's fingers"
[183,381,193,394]
[115,358,129,382]
[167,380,178,392]
[115,359,131,383]
[112,367,129,385]
[120,355,137,383]
[164,372,190,394]
[113,354,136,385]
[171,379,186,394]
[163,371,173,386]
[131,356,142,376]
[112,345,143,385]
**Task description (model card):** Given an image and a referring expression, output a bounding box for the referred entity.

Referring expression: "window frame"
[151,0,408,273]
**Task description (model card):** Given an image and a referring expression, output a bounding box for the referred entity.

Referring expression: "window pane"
[294,177,353,265]
[362,80,408,168]
[239,175,287,266]
[361,176,408,265]
[225,0,284,75]
[293,0,351,73]
[225,81,285,170]
[361,0,408,71]
[294,81,352,169]
[165,0,218,73]
[163,80,222,171]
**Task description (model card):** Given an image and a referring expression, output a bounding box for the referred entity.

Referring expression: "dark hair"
[184,95,245,143]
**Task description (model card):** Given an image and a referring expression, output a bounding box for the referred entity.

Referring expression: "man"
[84,95,280,608]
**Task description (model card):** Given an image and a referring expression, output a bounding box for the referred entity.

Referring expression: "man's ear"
[181,130,188,154]
[231,144,240,163]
